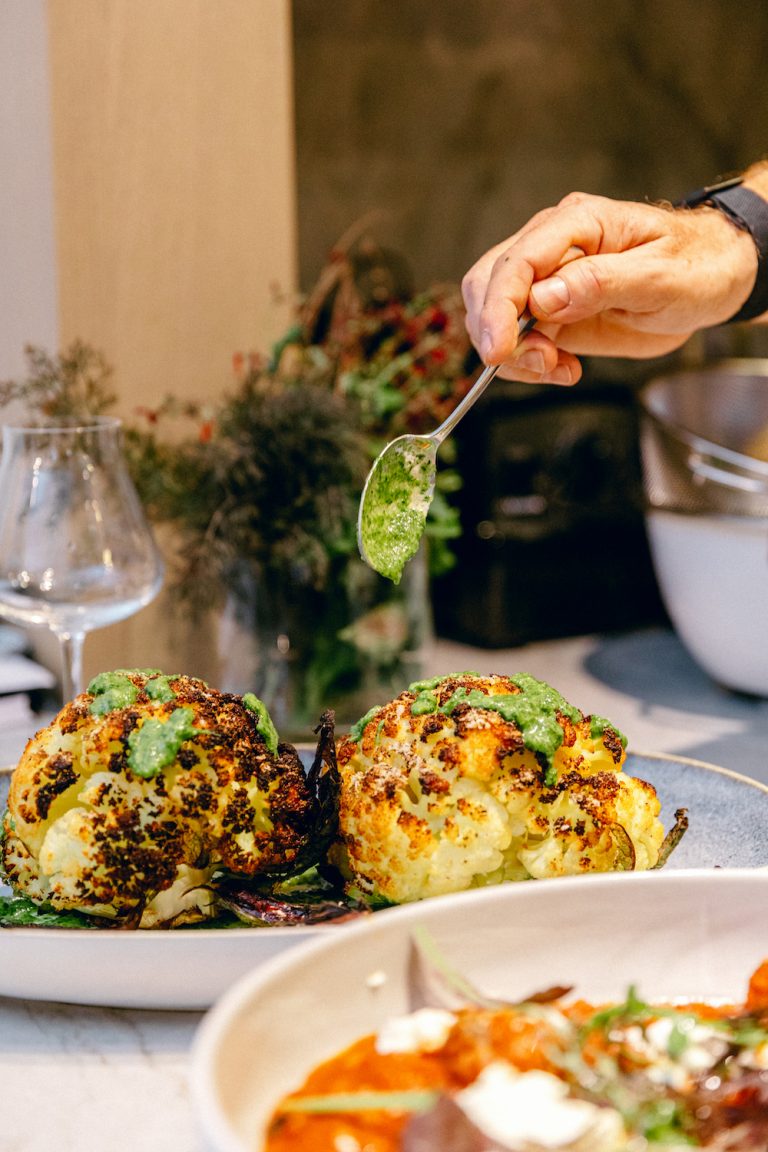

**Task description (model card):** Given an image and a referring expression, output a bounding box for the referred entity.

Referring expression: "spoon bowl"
[357,316,534,582]
[357,431,440,583]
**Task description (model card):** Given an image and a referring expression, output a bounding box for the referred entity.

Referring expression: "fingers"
[463,246,586,365]
[463,199,607,361]
[461,190,759,374]
[528,246,683,327]
[496,329,582,386]
[530,233,753,337]
[463,194,669,363]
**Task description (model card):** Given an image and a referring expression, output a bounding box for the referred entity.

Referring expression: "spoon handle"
[431,313,537,446]
[431,363,499,446]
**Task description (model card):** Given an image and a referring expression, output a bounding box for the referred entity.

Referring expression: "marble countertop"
[2,1001,203,1152]
[3,625,768,1152]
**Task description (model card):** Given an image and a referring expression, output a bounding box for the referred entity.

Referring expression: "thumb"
[529,251,665,324]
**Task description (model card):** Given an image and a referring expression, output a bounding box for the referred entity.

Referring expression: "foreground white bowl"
[190,869,768,1152]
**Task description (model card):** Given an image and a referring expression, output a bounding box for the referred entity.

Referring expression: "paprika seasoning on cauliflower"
[331,672,686,904]
[1,669,330,928]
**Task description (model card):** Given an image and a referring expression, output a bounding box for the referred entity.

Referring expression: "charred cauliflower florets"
[1,669,330,927]
[332,672,680,904]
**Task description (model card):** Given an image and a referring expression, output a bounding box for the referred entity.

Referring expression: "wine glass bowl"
[0,417,164,701]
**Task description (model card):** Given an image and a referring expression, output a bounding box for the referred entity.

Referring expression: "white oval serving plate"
[1,751,766,1009]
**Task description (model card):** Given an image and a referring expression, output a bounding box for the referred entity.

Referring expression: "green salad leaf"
[0,894,106,930]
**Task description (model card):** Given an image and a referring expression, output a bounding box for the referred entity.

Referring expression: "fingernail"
[531,276,571,315]
[480,330,494,361]
[549,365,574,385]
[515,350,546,375]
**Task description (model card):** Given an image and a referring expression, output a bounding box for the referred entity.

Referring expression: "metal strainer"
[639,359,768,517]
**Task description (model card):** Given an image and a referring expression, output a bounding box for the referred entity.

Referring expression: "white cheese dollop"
[374,1007,456,1054]
[643,1016,729,1086]
[456,1063,626,1151]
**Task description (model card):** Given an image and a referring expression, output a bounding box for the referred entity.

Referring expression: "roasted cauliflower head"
[332,672,681,904]
[1,669,327,927]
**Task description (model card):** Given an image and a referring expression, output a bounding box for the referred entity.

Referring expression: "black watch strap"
[678,178,768,323]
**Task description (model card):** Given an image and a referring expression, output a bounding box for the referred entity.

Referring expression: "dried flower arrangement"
[1,233,477,731]
[0,340,116,420]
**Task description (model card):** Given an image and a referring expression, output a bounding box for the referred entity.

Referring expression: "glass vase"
[216,545,433,742]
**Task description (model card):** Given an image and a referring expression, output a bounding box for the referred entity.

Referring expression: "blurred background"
[2,0,768,698]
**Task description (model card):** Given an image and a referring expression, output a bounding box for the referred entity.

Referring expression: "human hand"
[461,191,759,385]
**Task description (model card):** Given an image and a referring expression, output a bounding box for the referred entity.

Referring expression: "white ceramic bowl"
[190,869,768,1152]
[646,509,768,695]
[640,362,768,695]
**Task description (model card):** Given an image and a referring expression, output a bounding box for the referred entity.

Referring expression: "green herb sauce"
[144,673,180,703]
[87,668,180,716]
[408,672,479,694]
[349,705,381,743]
[243,692,279,756]
[590,714,628,748]
[87,670,139,715]
[351,672,626,788]
[410,689,439,715]
[359,439,435,583]
[126,707,198,779]
[408,674,448,692]
[437,673,585,786]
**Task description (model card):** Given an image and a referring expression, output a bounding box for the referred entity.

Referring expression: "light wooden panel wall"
[0,2,58,379]
[48,0,298,412]
[35,0,299,687]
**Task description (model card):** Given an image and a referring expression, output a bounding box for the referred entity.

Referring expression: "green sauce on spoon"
[357,319,535,583]
[357,437,435,583]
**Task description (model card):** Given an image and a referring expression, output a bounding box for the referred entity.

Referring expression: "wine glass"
[0,416,164,702]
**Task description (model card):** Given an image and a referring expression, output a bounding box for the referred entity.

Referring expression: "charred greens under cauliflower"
[0,669,337,928]
[331,672,687,904]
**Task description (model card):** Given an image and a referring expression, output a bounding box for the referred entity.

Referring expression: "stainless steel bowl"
[639,359,768,517]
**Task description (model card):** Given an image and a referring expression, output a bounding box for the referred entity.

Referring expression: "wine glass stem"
[59,631,86,702]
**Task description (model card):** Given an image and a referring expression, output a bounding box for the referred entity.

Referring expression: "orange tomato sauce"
[266,1006,612,1152]
[264,960,768,1152]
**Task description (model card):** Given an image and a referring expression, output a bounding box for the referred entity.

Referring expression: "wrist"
[679,178,768,322]
[694,203,760,323]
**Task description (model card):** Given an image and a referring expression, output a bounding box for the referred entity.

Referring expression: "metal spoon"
[358,313,536,582]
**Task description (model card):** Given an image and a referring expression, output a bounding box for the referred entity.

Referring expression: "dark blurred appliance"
[431,377,667,648]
